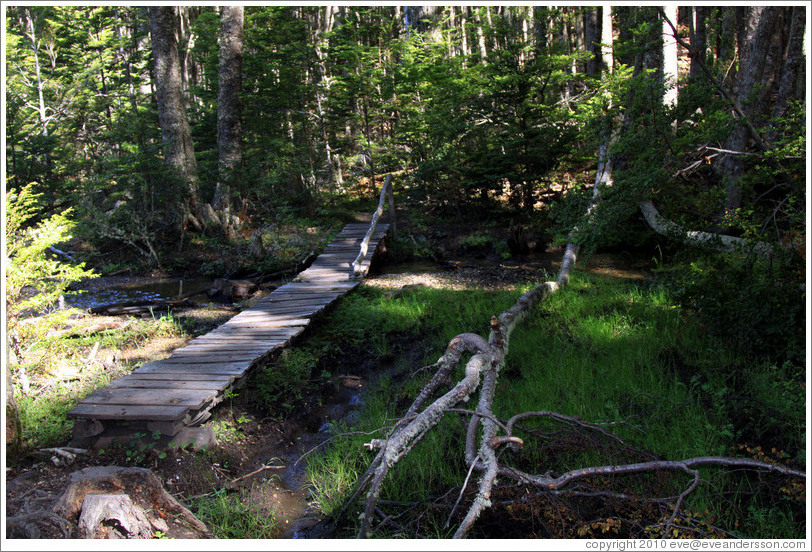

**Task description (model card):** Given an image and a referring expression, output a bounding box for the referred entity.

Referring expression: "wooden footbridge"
[68,180,394,448]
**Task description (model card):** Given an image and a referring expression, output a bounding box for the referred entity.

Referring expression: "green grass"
[191,490,280,538]
[8,309,195,455]
[302,271,806,538]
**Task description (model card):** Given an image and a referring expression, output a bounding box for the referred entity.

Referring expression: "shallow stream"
[65,277,214,310]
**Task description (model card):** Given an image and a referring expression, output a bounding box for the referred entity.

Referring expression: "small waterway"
[246,378,368,539]
[65,277,214,311]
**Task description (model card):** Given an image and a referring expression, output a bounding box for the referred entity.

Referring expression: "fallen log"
[638,200,783,258]
[46,321,130,338]
[88,298,192,316]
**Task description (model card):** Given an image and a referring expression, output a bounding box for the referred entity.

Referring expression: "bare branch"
[521,456,805,489]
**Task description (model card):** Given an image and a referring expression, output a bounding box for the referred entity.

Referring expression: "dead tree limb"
[344,136,805,538]
[639,200,781,258]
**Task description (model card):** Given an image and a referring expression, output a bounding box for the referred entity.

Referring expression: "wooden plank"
[67,403,188,421]
[268,284,351,292]
[191,333,300,342]
[172,345,278,355]
[194,326,303,337]
[265,288,348,295]
[80,387,218,409]
[204,324,306,333]
[255,294,344,303]
[258,297,339,308]
[296,269,351,277]
[215,322,309,331]
[244,305,327,315]
[276,280,358,288]
[199,333,300,341]
[273,285,356,293]
[107,379,230,390]
[246,300,330,310]
[217,316,309,327]
[133,361,250,374]
[310,253,357,259]
[168,349,272,359]
[264,286,349,295]
[223,313,311,324]
[115,373,235,383]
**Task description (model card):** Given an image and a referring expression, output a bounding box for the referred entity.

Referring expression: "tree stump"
[53,466,211,539]
[77,494,156,539]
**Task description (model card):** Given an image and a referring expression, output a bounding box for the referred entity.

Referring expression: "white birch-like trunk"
[662,5,679,107]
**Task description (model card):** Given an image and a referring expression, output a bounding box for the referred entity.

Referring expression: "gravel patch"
[364,262,556,292]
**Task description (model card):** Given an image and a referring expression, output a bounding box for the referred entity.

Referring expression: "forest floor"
[12,216,635,539]
[8,214,804,540]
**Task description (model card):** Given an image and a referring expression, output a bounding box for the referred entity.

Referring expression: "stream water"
[65,277,214,310]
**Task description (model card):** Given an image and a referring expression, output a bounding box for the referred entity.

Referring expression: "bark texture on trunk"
[719,7,780,215]
[149,6,199,229]
[213,6,244,216]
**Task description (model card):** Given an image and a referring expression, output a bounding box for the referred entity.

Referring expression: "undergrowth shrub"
[671,251,805,365]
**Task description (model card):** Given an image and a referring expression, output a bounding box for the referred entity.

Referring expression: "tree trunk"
[212,5,244,223]
[20,7,54,180]
[25,9,49,138]
[719,7,780,217]
[690,7,707,79]
[770,7,805,126]
[639,200,777,258]
[601,6,614,72]
[584,8,601,76]
[149,6,200,234]
[717,8,737,82]
[662,5,679,107]
[474,8,488,64]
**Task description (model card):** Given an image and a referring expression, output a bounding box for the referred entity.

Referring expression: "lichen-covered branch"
[638,200,779,258]
[352,333,494,538]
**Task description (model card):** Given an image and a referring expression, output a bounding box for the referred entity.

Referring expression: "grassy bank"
[303,271,805,538]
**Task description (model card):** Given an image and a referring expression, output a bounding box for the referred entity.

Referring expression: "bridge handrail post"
[352,174,393,277]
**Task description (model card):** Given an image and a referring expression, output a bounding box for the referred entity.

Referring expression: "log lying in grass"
[88,298,193,316]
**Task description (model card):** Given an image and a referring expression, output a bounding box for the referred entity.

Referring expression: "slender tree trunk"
[662,5,679,107]
[212,5,243,225]
[149,6,200,234]
[24,9,49,138]
[533,7,549,53]
[690,7,707,79]
[584,8,601,76]
[460,8,469,61]
[717,8,737,83]
[601,6,614,72]
[22,7,54,181]
[475,8,488,64]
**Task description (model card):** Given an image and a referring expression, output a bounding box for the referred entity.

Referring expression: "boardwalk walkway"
[68,222,389,447]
